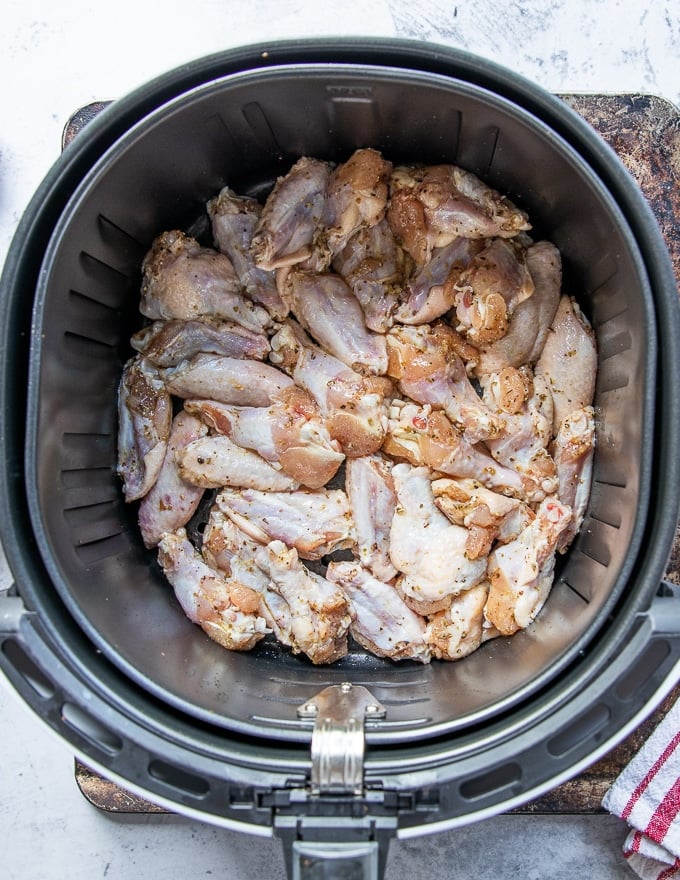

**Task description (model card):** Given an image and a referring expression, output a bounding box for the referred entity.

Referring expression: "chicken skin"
[161,352,294,406]
[280,269,388,375]
[386,322,506,443]
[138,410,207,548]
[326,560,430,662]
[345,454,398,582]
[389,464,487,614]
[271,322,391,457]
[130,318,270,367]
[207,186,288,319]
[117,356,172,502]
[140,230,271,333]
[332,218,406,333]
[251,157,331,271]
[184,387,345,489]
[473,240,562,377]
[551,405,596,552]
[426,583,491,661]
[485,497,572,635]
[322,148,393,256]
[387,164,531,264]
[177,434,300,491]
[453,238,535,347]
[535,295,597,433]
[254,541,351,664]
[157,528,269,652]
[216,486,356,560]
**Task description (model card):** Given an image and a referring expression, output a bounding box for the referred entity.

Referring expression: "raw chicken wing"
[551,405,595,552]
[453,238,535,346]
[395,237,484,325]
[161,352,294,406]
[389,464,487,614]
[387,164,530,264]
[255,541,351,664]
[281,269,388,375]
[138,410,207,548]
[431,477,534,559]
[482,370,558,502]
[251,157,331,271]
[207,186,288,319]
[131,318,270,367]
[474,240,562,377]
[535,295,597,432]
[178,434,299,491]
[485,497,572,635]
[426,583,491,661]
[216,486,356,560]
[322,148,393,255]
[345,454,398,582]
[332,218,405,333]
[386,322,506,442]
[117,356,172,502]
[270,323,390,457]
[382,399,526,498]
[140,230,271,333]
[326,561,430,663]
[157,529,269,651]
[184,387,345,489]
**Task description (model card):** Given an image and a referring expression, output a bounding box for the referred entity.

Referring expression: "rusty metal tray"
[69,92,680,816]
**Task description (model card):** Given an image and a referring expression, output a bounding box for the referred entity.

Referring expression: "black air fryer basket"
[1,39,679,880]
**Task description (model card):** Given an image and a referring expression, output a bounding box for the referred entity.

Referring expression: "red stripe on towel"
[646,775,680,842]
[622,729,680,820]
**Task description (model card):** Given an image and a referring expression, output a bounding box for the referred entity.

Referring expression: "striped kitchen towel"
[603,697,680,879]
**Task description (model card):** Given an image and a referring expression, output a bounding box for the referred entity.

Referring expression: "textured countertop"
[1,2,679,879]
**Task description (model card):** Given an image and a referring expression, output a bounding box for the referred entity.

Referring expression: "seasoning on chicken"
[207,186,288,319]
[453,238,535,346]
[345,454,398,583]
[280,269,389,375]
[254,540,351,664]
[131,318,270,367]
[138,410,207,548]
[140,230,271,333]
[431,477,534,560]
[383,399,526,498]
[426,583,492,661]
[387,164,531,264]
[386,322,506,443]
[473,240,562,377]
[332,218,406,333]
[119,148,599,666]
[216,486,356,561]
[157,528,270,652]
[389,464,487,615]
[117,356,172,502]
[322,148,393,256]
[551,405,596,552]
[481,370,559,503]
[326,560,430,662]
[484,497,572,636]
[535,295,597,433]
[251,156,332,272]
[177,434,300,491]
[161,352,294,406]
[184,388,345,490]
[395,236,484,325]
[270,322,391,457]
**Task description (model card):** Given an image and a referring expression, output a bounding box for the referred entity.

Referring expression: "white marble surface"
[1,2,679,878]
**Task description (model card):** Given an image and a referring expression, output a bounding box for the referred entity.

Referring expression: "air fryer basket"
[1,39,679,879]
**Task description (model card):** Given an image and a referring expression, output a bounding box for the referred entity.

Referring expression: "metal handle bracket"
[297,683,386,796]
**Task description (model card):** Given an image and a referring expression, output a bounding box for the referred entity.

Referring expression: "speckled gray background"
[1,2,679,878]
